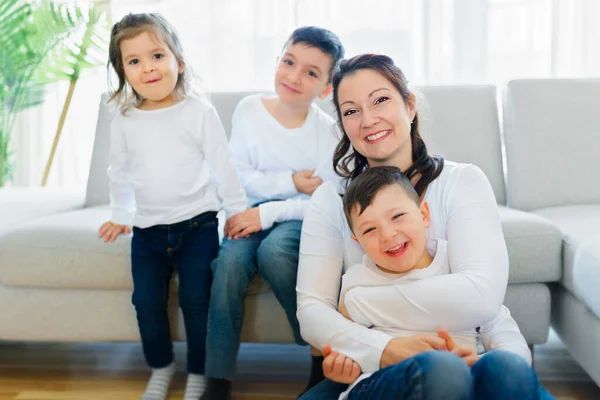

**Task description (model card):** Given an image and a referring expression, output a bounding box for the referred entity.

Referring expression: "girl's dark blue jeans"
[131,211,219,374]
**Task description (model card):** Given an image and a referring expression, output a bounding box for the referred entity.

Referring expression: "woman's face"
[337,69,416,169]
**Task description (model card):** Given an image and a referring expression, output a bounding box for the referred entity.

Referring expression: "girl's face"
[120,31,183,109]
[337,69,417,170]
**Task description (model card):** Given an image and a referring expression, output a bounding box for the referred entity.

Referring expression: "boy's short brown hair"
[343,166,420,231]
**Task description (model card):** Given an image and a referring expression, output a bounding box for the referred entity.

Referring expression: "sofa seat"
[0,206,273,293]
[535,205,600,307]
[0,204,562,290]
[569,236,600,319]
[0,187,84,236]
[0,205,288,343]
[499,206,562,284]
[0,202,561,345]
[536,205,600,243]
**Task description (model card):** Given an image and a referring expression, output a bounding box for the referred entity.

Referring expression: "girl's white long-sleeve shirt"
[228,94,342,230]
[108,95,247,228]
[296,161,509,373]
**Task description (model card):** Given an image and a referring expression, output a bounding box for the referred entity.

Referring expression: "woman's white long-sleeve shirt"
[228,94,342,230]
[108,95,247,228]
[296,161,509,373]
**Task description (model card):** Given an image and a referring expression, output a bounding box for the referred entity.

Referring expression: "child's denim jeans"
[302,350,555,400]
[131,211,219,374]
[205,220,306,379]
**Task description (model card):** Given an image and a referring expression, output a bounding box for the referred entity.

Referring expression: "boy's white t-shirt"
[340,240,478,348]
[337,239,530,399]
[108,95,247,228]
[228,94,342,229]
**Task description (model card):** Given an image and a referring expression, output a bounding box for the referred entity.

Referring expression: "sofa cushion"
[210,91,335,139]
[0,187,84,236]
[571,236,600,319]
[535,205,600,305]
[499,206,562,283]
[503,79,600,210]
[418,85,506,204]
[0,205,270,295]
[0,206,131,290]
[84,94,116,208]
[0,204,564,289]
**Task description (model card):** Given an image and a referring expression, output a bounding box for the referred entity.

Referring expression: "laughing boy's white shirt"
[337,239,530,399]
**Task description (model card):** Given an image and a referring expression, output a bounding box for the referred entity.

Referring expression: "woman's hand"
[437,329,479,367]
[225,207,262,239]
[380,335,448,368]
[98,221,131,242]
[322,344,362,384]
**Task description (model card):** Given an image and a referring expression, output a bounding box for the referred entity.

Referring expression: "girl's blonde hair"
[107,13,190,110]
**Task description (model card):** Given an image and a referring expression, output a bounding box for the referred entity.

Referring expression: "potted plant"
[0,0,110,187]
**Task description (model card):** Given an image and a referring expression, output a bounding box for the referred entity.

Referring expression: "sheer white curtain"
[11,0,600,188]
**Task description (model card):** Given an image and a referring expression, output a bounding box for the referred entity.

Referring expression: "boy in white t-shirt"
[202,27,345,400]
[317,166,553,400]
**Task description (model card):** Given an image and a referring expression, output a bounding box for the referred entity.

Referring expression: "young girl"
[98,13,247,400]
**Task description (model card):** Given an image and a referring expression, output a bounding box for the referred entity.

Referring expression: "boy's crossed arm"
[225,169,323,239]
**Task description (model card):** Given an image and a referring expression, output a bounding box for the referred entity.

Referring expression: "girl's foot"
[141,362,175,400]
[183,373,207,400]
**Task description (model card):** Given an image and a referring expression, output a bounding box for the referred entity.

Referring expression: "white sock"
[183,374,207,399]
[141,362,175,400]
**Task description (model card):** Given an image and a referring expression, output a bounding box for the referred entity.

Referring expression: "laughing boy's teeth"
[389,243,405,252]
[367,130,389,141]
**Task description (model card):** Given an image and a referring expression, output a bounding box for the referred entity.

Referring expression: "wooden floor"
[0,331,599,400]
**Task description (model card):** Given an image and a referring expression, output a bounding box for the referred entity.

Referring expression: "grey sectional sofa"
[502,79,600,384]
[0,85,571,369]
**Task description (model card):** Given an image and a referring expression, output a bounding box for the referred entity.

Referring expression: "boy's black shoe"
[199,378,232,400]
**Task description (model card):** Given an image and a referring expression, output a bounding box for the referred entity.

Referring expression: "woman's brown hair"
[332,54,443,197]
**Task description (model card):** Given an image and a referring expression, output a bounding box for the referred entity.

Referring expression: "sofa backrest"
[503,79,600,210]
[85,86,506,206]
[84,93,116,207]
[209,91,336,138]
[416,85,505,204]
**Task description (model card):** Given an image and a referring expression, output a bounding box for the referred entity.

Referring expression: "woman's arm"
[345,165,509,331]
[479,306,532,366]
[296,183,393,373]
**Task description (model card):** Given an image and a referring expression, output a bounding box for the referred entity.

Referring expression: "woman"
[296,54,546,399]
